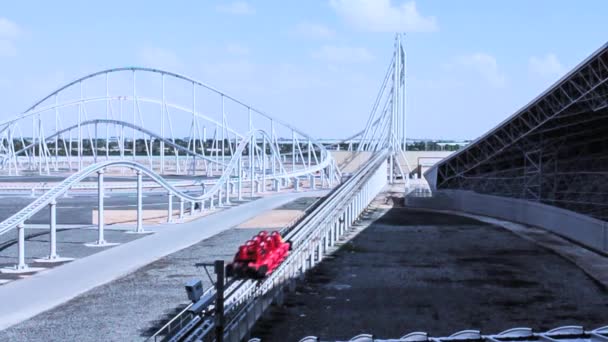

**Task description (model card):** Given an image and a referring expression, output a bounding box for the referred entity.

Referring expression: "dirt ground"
[251,208,608,341]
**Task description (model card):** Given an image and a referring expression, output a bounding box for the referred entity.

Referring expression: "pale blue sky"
[0,1,607,139]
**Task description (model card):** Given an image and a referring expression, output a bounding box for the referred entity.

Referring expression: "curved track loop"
[0,66,334,180]
[0,129,332,236]
[0,67,315,137]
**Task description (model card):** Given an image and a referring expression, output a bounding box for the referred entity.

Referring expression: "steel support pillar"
[48,200,57,259]
[179,197,184,220]
[135,170,145,233]
[316,242,323,262]
[238,160,243,200]
[86,170,115,247]
[16,223,27,270]
[167,193,173,223]
[98,170,105,242]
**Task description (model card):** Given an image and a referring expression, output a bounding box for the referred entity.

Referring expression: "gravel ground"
[251,208,608,341]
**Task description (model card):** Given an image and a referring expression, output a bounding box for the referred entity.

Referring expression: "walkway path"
[0,190,328,331]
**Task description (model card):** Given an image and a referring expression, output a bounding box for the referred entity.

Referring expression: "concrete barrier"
[405,190,608,254]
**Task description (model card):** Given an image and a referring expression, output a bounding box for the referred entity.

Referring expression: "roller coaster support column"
[135,171,145,233]
[48,200,57,259]
[225,180,230,205]
[238,159,243,200]
[94,170,107,245]
[167,193,173,223]
[85,169,118,246]
[16,223,27,270]
[262,138,266,193]
[179,197,184,220]
[389,154,394,184]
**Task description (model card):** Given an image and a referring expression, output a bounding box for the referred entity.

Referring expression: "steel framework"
[428,42,608,220]
[0,67,338,272]
[0,67,335,181]
[337,34,410,182]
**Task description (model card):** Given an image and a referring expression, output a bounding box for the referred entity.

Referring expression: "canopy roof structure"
[427,42,608,220]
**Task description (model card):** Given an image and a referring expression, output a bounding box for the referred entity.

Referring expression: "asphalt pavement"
[251,208,608,341]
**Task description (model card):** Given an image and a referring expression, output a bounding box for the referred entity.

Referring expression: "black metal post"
[214,260,225,342]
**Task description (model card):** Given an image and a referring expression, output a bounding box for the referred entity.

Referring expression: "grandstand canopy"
[428,42,608,220]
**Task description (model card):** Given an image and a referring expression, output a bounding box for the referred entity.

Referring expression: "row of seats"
[248,325,608,342]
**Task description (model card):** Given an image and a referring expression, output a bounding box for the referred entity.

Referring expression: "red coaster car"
[226,231,291,280]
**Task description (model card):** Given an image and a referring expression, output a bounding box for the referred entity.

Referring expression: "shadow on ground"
[251,208,608,341]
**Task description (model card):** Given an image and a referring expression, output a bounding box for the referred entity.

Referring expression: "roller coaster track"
[149,150,389,342]
[0,66,333,181]
[0,129,333,237]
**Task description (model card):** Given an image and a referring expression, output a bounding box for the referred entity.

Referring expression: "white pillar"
[136,170,144,233]
[238,160,243,200]
[49,200,57,259]
[16,223,27,270]
[179,197,184,219]
[317,242,323,262]
[97,170,106,244]
[167,193,173,223]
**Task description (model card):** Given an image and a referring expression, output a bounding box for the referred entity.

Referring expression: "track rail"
[149,151,389,342]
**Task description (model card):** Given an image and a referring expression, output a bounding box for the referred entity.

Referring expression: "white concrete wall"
[405,190,608,254]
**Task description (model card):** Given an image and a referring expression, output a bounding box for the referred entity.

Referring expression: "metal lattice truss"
[0,67,339,271]
[429,42,608,220]
[338,34,410,182]
[0,67,336,183]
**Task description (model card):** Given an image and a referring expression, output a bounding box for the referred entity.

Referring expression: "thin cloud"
[216,1,255,15]
[294,22,336,39]
[312,45,374,63]
[529,53,566,78]
[455,53,506,87]
[0,18,21,57]
[0,18,20,39]
[330,0,438,33]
